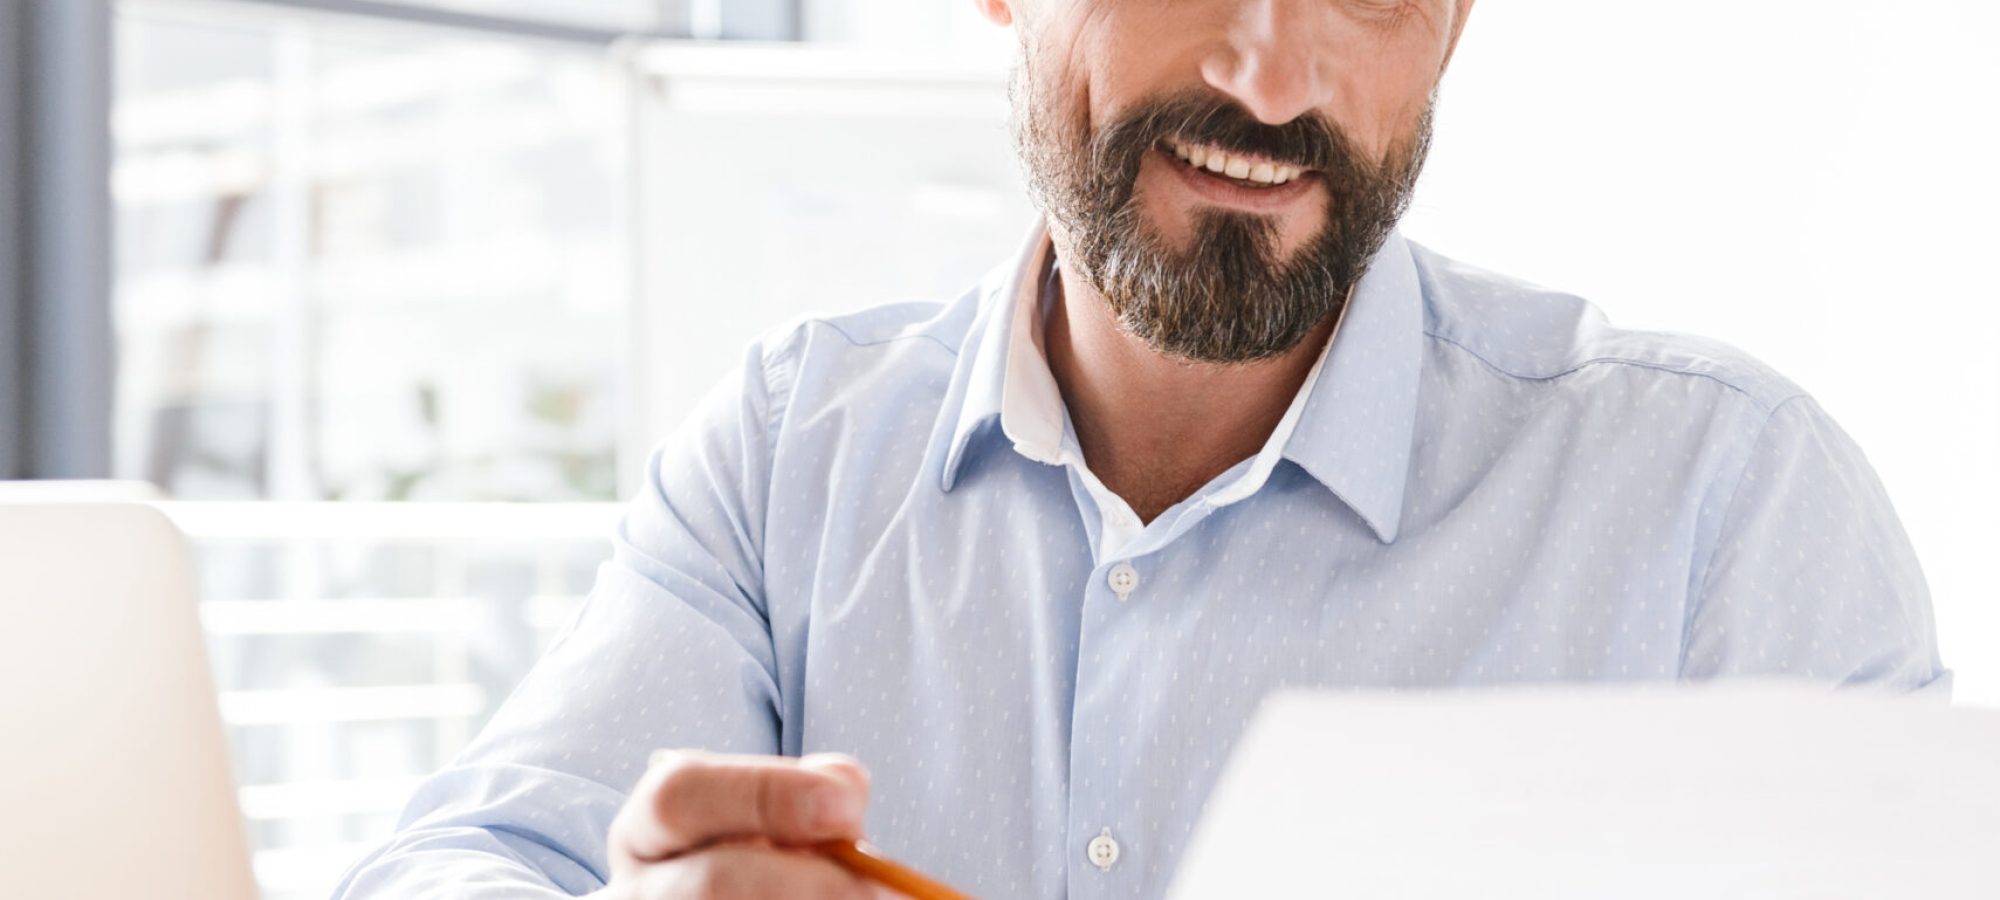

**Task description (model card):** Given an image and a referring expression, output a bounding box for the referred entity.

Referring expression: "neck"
[1042,245,1337,523]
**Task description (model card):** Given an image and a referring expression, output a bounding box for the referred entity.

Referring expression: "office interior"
[3,1,1996,898]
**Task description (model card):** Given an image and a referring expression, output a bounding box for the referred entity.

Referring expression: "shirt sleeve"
[1680,393,1950,694]
[331,336,793,898]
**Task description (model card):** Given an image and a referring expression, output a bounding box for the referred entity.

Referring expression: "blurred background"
[1,0,1993,897]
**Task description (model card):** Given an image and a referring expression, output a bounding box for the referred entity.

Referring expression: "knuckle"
[753,771,813,834]
[803,753,871,794]
[751,772,781,829]
[648,758,709,829]
[648,751,699,791]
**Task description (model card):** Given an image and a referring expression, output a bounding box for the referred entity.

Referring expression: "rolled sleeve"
[332,337,794,898]
[1681,394,1949,693]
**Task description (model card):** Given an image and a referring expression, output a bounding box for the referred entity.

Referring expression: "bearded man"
[337,1,1947,897]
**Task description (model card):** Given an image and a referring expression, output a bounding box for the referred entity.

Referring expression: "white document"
[1169,682,2000,899]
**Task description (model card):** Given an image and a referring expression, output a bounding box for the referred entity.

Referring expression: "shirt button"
[1087,828,1121,871]
[1106,562,1139,600]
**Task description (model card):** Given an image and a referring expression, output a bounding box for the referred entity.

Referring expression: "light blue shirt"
[335,221,1948,899]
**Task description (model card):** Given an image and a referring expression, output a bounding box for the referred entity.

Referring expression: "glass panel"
[113,6,626,503]
[113,6,633,897]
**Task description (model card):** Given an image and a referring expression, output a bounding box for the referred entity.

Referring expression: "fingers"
[614,750,871,863]
[632,843,887,900]
[801,753,870,803]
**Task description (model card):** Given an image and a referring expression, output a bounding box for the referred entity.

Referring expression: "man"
[336,0,1948,897]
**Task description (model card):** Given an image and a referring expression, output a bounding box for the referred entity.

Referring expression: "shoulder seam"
[800,316,964,358]
[1423,328,1801,414]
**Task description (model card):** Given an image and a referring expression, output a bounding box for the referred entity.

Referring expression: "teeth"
[1167,138,1305,188]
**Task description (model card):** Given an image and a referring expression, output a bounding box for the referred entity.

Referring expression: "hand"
[592,749,896,899]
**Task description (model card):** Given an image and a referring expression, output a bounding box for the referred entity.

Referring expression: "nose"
[1199,0,1339,125]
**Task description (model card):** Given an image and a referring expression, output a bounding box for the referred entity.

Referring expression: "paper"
[1169,681,2000,899]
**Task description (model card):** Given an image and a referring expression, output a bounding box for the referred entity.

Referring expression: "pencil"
[812,838,978,900]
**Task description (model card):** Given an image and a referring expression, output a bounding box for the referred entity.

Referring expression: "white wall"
[1404,1,2000,703]
[800,0,1012,57]
[626,45,1028,466]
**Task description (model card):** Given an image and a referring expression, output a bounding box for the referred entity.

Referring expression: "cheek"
[1300,10,1452,153]
[1051,1,1216,134]
[1333,51,1445,161]
[1014,40,1091,154]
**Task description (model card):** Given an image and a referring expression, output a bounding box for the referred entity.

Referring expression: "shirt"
[1010,245,1353,563]
[334,219,1949,900]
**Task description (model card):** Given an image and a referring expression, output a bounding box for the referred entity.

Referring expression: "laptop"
[0,494,257,899]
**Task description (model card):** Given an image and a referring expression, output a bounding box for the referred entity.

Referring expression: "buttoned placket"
[1020,245,1348,899]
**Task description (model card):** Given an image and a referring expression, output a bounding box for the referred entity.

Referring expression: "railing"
[156,500,623,900]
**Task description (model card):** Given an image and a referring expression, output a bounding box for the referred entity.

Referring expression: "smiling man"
[336,1,1947,898]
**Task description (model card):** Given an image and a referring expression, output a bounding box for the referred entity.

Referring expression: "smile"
[1162,137,1309,187]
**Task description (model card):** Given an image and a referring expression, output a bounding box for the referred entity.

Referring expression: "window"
[113,3,634,894]
[114,5,628,503]
[109,4,1011,895]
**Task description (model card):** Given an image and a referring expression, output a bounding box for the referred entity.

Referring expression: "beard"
[1009,67,1435,364]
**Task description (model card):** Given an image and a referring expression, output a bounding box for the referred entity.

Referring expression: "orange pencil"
[812,839,978,900]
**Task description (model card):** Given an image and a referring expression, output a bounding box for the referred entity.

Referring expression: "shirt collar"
[939,217,1423,544]
[939,220,1055,485]
[1278,228,1423,544]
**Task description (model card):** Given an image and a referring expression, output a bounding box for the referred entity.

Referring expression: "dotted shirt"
[336,219,1948,900]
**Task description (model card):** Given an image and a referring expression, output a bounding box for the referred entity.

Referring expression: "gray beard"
[1009,68,1433,364]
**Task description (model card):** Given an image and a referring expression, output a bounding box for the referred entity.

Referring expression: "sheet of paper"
[1169,681,2000,899]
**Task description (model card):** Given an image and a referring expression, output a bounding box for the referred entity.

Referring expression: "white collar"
[998,228,1348,513]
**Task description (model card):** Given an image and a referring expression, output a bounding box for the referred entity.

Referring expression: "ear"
[972,0,1014,27]
[1440,0,1476,73]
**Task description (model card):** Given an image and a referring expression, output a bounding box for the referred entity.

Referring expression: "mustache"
[1088,89,1364,180]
